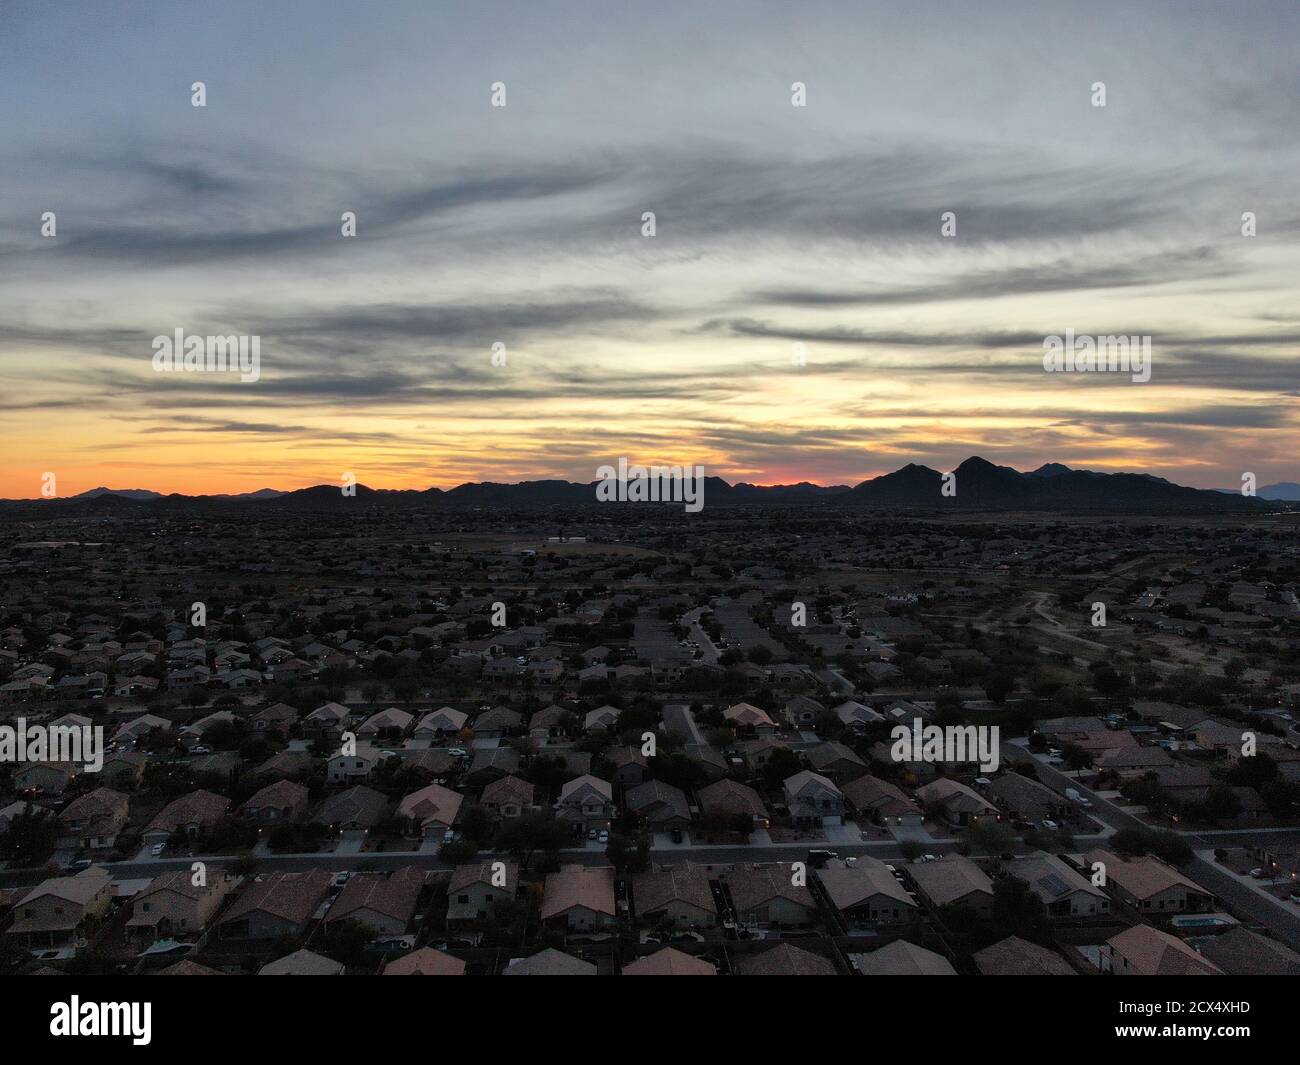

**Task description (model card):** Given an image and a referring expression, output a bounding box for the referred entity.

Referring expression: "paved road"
[0,836,982,890]
[1031,754,1300,950]
[681,607,720,665]
[662,703,706,746]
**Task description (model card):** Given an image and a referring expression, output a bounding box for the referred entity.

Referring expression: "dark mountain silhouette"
[1213,481,1300,501]
[2,459,1284,513]
[73,486,163,501]
[849,456,1260,511]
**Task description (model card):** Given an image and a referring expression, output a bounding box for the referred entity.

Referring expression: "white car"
[1041,819,1059,830]
[150,843,165,856]
[597,830,609,844]
[446,747,467,758]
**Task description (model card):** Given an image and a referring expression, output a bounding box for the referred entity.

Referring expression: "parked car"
[189,745,211,755]
[587,829,598,841]
[150,843,165,856]
[597,830,609,844]
[1041,819,1059,830]
[446,747,467,758]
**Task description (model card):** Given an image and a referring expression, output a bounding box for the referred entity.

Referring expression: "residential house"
[7,866,113,950]
[240,780,310,823]
[915,778,998,827]
[357,707,413,739]
[973,936,1076,976]
[983,772,1071,823]
[696,778,770,830]
[805,742,868,783]
[850,940,957,976]
[383,947,466,975]
[725,702,778,736]
[326,868,424,935]
[625,780,691,832]
[1006,851,1110,918]
[259,948,344,976]
[502,948,597,976]
[737,942,836,976]
[58,788,129,850]
[623,947,717,975]
[907,857,995,917]
[1104,924,1222,976]
[142,790,231,844]
[480,775,535,820]
[726,863,817,928]
[842,775,922,827]
[311,786,390,834]
[415,706,469,740]
[782,770,845,827]
[816,858,917,925]
[633,863,717,930]
[126,867,235,942]
[447,860,519,923]
[217,870,331,939]
[397,783,464,840]
[555,775,615,830]
[1085,849,1214,914]
[540,865,616,932]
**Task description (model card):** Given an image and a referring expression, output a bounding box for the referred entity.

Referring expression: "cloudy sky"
[1,0,1297,496]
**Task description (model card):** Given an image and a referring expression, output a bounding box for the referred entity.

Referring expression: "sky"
[1,0,1298,497]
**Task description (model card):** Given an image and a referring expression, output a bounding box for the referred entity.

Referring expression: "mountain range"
[3,458,1290,513]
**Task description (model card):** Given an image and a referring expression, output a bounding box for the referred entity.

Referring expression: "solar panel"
[1039,873,1071,898]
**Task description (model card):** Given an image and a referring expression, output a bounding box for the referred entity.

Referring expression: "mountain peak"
[1028,462,1074,478]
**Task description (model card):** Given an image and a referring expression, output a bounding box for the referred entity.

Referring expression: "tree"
[605,831,651,874]
[322,918,375,967]
[458,804,494,845]
[0,807,59,865]
[992,877,1050,941]
[983,672,1015,704]
[966,817,1015,855]
[1227,752,1277,788]
[1092,667,1127,701]
[439,839,480,864]
[1061,743,1093,771]
[497,814,569,870]
[761,747,804,791]
[1202,784,1242,823]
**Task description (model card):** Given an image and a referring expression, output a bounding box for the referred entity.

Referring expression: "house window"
[457,894,469,904]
